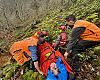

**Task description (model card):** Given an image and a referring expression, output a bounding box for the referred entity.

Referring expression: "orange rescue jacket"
[73,20,100,41]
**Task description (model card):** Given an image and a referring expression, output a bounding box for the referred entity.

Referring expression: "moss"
[93,46,100,55]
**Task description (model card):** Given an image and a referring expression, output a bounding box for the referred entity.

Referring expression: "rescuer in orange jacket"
[64,15,100,77]
[64,15,100,58]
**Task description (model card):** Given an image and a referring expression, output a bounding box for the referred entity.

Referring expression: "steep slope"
[0,0,100,80]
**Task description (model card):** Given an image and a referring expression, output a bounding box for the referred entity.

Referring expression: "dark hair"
[65,15,76,22]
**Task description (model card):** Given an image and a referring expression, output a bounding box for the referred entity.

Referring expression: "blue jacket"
[28,46,38,61]
[46,57,69,80]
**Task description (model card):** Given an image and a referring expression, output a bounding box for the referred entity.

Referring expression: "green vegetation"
[0,0,100,80]
[22,71,45,80]
[0,63,20,80]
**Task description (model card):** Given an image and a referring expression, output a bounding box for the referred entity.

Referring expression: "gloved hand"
[64,52,69,59]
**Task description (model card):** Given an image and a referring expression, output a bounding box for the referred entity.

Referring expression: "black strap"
[22,51,31,58]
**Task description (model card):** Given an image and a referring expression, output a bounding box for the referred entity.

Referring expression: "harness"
[41,50,57,66]
[38,43,58,66]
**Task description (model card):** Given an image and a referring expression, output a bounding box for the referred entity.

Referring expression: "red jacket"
[38,42,73,76]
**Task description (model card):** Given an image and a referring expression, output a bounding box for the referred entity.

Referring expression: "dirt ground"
[0,54,11,67]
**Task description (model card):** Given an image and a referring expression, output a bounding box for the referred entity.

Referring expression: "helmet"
[59,26,66,30]
[37,31,41,35]
[42,31,48,36]
[35,31,48,37]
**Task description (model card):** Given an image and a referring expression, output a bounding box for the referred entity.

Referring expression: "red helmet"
[37,31,41,35]
[59,26,66,30]
[37,31,48,36]
[42,31,48,36]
